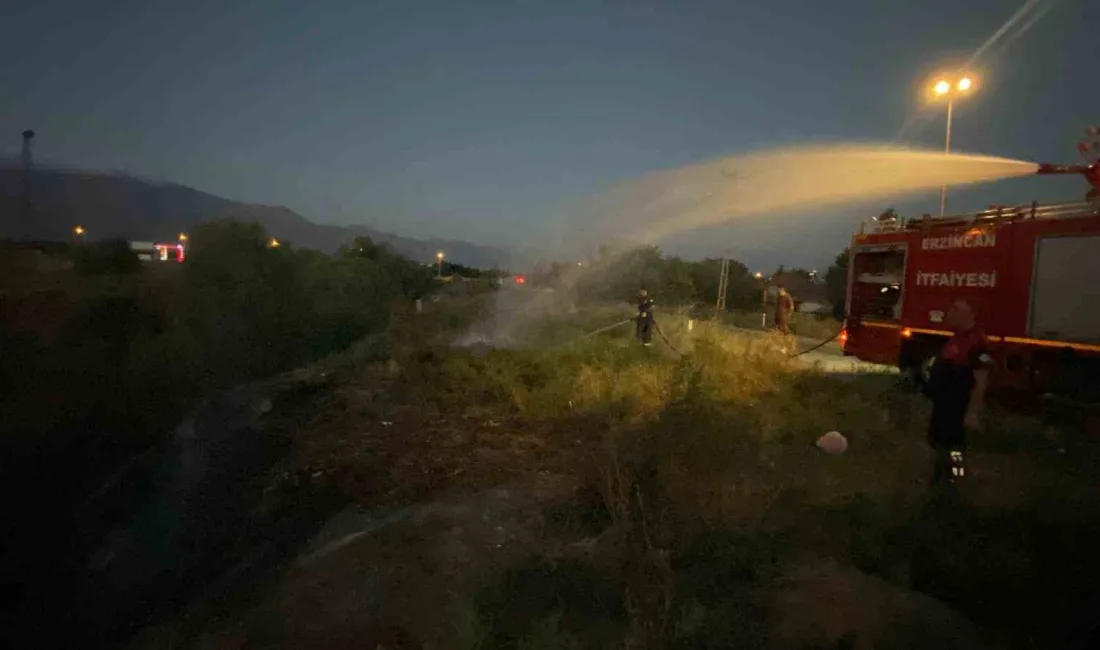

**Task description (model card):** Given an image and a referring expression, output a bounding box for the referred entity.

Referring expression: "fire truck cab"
[842,200,1100,400]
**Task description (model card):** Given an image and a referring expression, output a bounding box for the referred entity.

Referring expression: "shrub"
[73,239,143,275]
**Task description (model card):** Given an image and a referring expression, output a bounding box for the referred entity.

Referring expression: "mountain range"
[0,166,528,269]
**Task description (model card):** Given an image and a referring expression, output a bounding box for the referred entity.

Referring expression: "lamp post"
[755,272,767,328]
[73,225,85,239]
[930,74,976,216]
[436,250,445,277]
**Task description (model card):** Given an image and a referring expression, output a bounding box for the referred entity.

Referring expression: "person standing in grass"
[774,286,794,335]
[636,289,655,347]
[926,298,992,484]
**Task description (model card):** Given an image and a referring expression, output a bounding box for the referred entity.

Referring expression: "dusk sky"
[2,0,1095,269]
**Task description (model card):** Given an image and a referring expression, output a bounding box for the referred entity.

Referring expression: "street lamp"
[753,271,763,279]
[178,232,188,242]
[73,225,85,237]
[929,73,977,216]
[268,237,281,248]
[436,250,445,277]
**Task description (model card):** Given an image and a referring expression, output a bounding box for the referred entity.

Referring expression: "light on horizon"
[73,225,85,236]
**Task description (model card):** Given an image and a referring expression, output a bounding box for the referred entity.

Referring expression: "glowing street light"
[436,250,445,277]
[928,72,978,216]
[754,271,763,279]
[178,232,188,242]
[73,225,85,237]
[268,237,281,248]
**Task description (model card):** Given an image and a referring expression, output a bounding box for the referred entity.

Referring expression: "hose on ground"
[787,328,844,358]
[652,320,682,356]
[575,316,681,355]
[577,315,842,360]
[580,318,633,339]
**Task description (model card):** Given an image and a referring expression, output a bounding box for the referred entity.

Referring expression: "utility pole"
[20,129,34,223]
[715,257,730,315]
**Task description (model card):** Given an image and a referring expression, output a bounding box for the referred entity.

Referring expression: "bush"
[73,239,142,275]
[1,218,438,554]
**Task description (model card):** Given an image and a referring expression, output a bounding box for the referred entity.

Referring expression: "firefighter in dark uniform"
[926,299,992,484]
[636,289,655,347]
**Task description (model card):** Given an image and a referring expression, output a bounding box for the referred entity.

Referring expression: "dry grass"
[721,309,842,341]
[282,301,920,521]
[265,296,1100,648]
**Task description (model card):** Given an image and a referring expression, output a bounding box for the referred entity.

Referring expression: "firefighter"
[774,285,794,335]
[926,298,992,484]
[636,289,655,347]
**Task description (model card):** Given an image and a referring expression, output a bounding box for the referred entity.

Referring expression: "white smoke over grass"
[451,283,586,352]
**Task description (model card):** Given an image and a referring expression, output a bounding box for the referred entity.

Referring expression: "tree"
[824,248,850,318]
[343,236,435,298]
[73,239,142,275]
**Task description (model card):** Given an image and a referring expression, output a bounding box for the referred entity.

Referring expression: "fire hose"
[578,315,842,359]
[788,328,844,358]
[577,316,682,354]
[652,320,682,355]
[580,318,634,339]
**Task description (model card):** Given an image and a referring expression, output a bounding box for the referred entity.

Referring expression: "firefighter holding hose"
[636,289,655,347]
[926,298,992,484]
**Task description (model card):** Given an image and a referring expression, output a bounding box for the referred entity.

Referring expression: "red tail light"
[838,328,848,349]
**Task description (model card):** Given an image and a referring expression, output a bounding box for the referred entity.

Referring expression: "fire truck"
[841,156,1100,399]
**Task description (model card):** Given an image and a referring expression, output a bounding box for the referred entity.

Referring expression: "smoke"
[452,279,583,351]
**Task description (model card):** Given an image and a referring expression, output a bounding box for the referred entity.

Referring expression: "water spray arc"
[569,144,1040,248]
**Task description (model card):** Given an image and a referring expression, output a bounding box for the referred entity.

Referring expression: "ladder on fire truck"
[859,200,1099,235]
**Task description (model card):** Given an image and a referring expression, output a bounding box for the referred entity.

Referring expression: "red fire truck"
[841,160,1100,399]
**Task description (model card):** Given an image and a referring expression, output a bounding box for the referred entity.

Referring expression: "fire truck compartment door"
[1030,235,1100,342]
